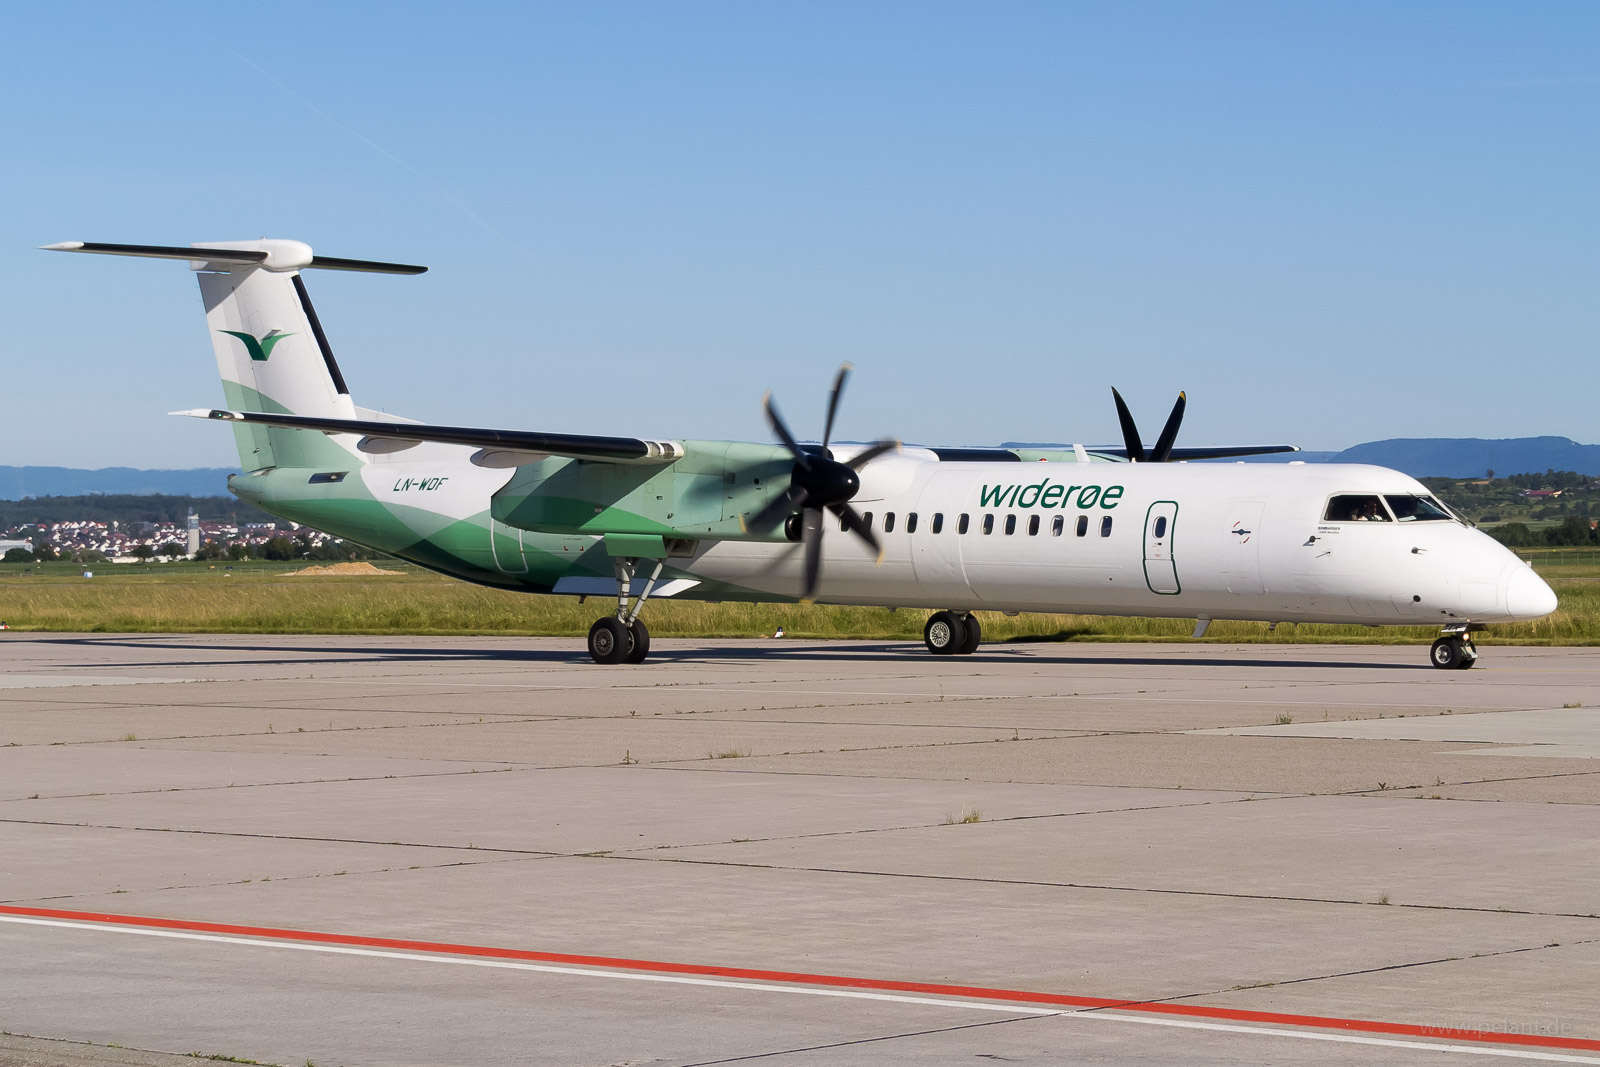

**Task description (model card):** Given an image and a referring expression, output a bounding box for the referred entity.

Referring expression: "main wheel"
[625,619,651,663]
[955,613,982,655]
[1430,637,1464,671]
[924,611,966,655]
[588,617,631,664]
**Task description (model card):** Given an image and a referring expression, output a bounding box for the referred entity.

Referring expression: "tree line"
[0,493,276,528]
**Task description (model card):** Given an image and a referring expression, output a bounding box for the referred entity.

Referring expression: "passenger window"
[862,512,874,531]
[958,513,970,534]
[1153,516,1167,539]
[1004,515,1016,535]
[1076,515,1088,537]
[1324,495,1390,522]
[1101,516,1113,537]
[1051,515,1064,536]
[1028,515,1040,536]
[883,512,896,533]
[982,514,994,535]
[905,512,918,534]
[932,513,944,534]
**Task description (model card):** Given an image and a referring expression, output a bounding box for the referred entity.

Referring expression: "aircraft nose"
[1505,564,1558,619]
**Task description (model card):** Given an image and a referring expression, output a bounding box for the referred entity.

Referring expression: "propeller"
[1111,388,1186,463]
[744,364,899,600]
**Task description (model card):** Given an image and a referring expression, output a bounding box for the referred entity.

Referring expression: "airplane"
[44,239,1559,669]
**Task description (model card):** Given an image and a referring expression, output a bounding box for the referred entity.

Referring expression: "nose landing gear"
[1430,623,1484,670]
[924,611,982,655]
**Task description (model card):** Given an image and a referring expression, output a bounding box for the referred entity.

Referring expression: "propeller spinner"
[744,364,898,600]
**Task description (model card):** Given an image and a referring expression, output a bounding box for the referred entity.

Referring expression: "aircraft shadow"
[28,635,1424,671]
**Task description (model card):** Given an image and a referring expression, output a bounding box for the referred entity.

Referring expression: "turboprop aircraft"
[44,239,1558,668]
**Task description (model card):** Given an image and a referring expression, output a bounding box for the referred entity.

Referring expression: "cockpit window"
[1323,494,1391,522]
[1385,495,1453,522]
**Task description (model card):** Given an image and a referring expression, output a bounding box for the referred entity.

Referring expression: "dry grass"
[1,557,1597,644]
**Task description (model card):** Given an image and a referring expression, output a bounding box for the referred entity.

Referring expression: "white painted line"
[4,914,1597,1063]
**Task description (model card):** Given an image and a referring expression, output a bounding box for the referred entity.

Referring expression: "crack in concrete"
[1158,936,1600,1008]
[676,1013,1053,1065]
[614,853,1600,922]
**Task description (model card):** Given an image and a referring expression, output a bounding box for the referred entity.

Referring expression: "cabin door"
[1142,501,1180,595]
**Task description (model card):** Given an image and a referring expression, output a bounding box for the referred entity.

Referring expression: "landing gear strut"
[587,556,664,664]
[1430,623,1483,671]
[925,611,981,656]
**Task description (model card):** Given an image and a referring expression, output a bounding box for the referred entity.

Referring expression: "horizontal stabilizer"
[174,409,685,465]
[44,241,426,275]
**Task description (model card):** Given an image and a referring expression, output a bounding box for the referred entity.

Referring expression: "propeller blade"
[1149,391,1186,463]
[800,508,826,601]
[845,438,900,472]
[1111,388,1146,463]
[744,485,808,533]
[762,391,811,470]
[832,503,882,559]
[821,362,852,452]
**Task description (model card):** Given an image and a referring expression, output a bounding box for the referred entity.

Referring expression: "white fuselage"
[685,451,1556,626]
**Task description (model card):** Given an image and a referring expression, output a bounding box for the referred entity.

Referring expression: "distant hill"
[5,438,1597,500]
[0,467,237,500]
[1319,437,1600,479]
[1001,437,1600,480]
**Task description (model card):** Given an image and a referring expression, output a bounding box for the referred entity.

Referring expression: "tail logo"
[221,329,294,362]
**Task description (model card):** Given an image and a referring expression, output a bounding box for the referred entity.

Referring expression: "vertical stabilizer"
[196,240,358,470]
[44,239,427,472]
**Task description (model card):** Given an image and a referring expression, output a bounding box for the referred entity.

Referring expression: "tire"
[1430,638,1463,671]
[924,611,966,655]
[1455,640,1477,670]
[625,619,651,664]
[588,617,630,665]
[955,613,982,655]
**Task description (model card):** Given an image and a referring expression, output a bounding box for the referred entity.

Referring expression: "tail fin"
[44,240,426,472]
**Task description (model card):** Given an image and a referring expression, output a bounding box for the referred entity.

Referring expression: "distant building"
[186,510,200,556]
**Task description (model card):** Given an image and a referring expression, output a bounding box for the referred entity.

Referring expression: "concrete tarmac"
[1,633,1597,1066]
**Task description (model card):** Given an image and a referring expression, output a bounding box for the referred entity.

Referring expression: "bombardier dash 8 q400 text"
[46,239,1557,668]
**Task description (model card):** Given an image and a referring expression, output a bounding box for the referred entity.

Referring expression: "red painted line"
[4,903,1595,1053]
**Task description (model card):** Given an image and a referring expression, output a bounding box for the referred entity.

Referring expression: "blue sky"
[5,2,1596,468]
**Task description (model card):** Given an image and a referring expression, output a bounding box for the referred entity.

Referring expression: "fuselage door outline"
[1143,500,1180,595]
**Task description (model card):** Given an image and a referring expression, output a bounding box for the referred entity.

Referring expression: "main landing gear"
[1430,623,1483,671]
[924,610,982,655]
[587,556,663,664]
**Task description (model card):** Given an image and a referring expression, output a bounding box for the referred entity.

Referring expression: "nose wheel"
[1430,636,1477,670]
[924,611,981,655]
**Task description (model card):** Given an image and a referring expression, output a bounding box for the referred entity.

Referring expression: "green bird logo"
[221,329,294,362]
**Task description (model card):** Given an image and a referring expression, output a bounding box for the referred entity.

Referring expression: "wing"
[1089,445,1301,461]
[174,409,684,465]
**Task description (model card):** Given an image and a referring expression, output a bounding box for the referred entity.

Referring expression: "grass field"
[0,554,1596,645]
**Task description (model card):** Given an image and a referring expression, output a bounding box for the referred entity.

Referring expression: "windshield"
[1385,495,1454,522]
[1323,494,1391,522]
